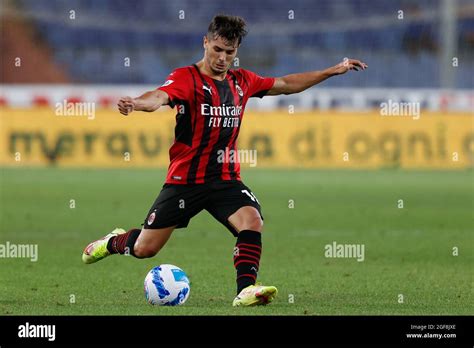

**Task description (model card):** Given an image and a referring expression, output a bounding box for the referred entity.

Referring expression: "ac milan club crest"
[236,84,243,97]
[147,211,156,225]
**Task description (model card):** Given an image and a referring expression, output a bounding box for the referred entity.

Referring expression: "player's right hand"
[118,96,136,116]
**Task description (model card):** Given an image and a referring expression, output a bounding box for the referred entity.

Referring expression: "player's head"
[203,15,247,74]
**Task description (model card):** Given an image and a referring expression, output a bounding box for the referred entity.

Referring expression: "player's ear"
[203,35,208,49]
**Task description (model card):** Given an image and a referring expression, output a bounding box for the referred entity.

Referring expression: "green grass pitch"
[0,167,472,315]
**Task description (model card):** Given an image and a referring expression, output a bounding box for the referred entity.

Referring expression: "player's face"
[203,35,238,74]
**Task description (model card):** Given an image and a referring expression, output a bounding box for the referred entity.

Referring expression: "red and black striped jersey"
[158,64,275,184]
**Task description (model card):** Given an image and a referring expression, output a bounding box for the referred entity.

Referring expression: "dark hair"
[207,15,247,46]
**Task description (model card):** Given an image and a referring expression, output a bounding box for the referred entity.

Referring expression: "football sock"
[233,230,262,294]
[107,228,141,257]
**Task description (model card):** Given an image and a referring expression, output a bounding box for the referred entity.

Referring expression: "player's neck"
[196,60,227,81]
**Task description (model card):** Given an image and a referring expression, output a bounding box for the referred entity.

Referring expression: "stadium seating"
[17,0,474,87]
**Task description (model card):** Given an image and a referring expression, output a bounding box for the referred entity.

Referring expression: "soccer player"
[82,15,367,307]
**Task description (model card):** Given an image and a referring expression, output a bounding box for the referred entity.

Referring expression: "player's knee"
[242,215,264,232]
[133,243,158,258]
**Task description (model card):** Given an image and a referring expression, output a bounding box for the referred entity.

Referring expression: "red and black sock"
[106,228,141,257]
[233,230,262,294]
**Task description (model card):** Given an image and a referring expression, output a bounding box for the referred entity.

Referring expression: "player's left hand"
[332,58,368,75]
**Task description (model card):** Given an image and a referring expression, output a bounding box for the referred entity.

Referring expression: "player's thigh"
[144,183,207,231]
[138,183,208,254]
[134,225,176,254]
[206,181,264,235]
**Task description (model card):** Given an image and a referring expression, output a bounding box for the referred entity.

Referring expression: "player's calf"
[133,242,160,258]
[82,226,175,264]
[233,229,263,293]
[132,226,175,258]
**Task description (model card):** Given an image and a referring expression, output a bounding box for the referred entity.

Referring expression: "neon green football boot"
[82,228,126,264]
[232,284,278,307]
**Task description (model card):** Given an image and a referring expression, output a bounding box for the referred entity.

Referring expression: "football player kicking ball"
[82,15,367,307]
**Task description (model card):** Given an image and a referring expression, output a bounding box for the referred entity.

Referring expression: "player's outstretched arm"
[267,58,367,96]
[118,90,170,115]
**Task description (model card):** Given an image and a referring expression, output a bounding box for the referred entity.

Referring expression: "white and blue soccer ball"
[144,264,190,306]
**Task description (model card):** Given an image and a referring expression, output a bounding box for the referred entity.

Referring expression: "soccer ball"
[144,264,190,306]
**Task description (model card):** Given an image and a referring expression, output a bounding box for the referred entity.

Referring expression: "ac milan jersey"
[158,64,275,184]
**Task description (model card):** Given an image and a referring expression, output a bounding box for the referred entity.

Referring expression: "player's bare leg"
[228,206,278,307]
[228,206,263,232]
[82,225,176,263]
[133,226,176,258]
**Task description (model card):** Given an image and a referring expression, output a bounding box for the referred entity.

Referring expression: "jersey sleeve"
[240,69,275,98]
[157,68,192,108]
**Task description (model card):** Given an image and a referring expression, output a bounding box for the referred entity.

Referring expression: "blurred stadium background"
[1,0,473,167]
[1,0,474,87]
[0,0,473,315]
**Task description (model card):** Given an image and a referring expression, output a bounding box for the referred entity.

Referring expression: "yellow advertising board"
[0,108,473,169]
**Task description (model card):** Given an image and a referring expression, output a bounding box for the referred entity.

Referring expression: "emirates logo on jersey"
[201,103,242,117]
